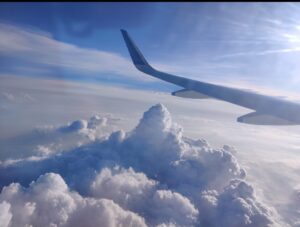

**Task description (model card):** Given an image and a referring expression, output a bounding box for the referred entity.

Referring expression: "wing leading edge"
[121,29,300,125]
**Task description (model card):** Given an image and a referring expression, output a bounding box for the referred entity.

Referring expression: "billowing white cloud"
[199,179,278,227]
[90,166,198,226]
[285,186,300,226]
[0,201,12,227]
[151,190,198,226]
[0,113,120,162]
[0,104,282,226]
[0,173,147,227]
[90,166,157,208]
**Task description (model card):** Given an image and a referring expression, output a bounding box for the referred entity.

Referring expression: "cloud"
[0,104,282,226]
[0,114,116,162]
[214,47,300,60]
[90,166,157,208]
[199,179,278,227]
[0,173,147,227]
[0,23,148,81]
[90,166,199,226]
[0,201,12,227]
[286,187,300,226]
[0,91,34,104]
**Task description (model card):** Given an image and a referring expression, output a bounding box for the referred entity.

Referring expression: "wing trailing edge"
[172,89,211,99]
[237,112,296,125]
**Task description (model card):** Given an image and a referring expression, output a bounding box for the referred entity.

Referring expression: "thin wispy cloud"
[0,23,150,81]
[215,47,300,60]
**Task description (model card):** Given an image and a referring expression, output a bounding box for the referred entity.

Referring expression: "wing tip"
[120,29,127,35]
[120,28,151,70]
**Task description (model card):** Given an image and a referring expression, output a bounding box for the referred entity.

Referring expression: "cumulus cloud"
[0,201,12,227]
[90,166,157,208]
[199,179,278,227]
[0,104,282,226]
[285,186,300,226]
[0,114,118,162]
[90,166,199,226]
[0,173,147,227]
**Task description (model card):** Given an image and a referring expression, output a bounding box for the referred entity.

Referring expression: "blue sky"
[2,2,300,94]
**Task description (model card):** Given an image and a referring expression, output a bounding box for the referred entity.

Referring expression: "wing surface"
[121,29,300,125]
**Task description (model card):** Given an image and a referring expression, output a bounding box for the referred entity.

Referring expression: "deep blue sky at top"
[0,3,153,52]
[1,3,229,60]
[1,2,300,93]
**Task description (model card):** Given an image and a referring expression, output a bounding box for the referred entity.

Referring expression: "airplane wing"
[121,29,300,125]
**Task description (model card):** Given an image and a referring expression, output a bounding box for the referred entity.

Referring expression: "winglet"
[121,29,152,70]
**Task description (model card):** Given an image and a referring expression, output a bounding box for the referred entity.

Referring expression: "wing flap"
[237,112,296,125]
[172,89,211,99]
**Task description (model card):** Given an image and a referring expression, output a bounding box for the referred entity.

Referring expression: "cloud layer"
[0,23,147,81]
[0,173,147,227]
[0,113,119,162]
[0,104,284,226]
